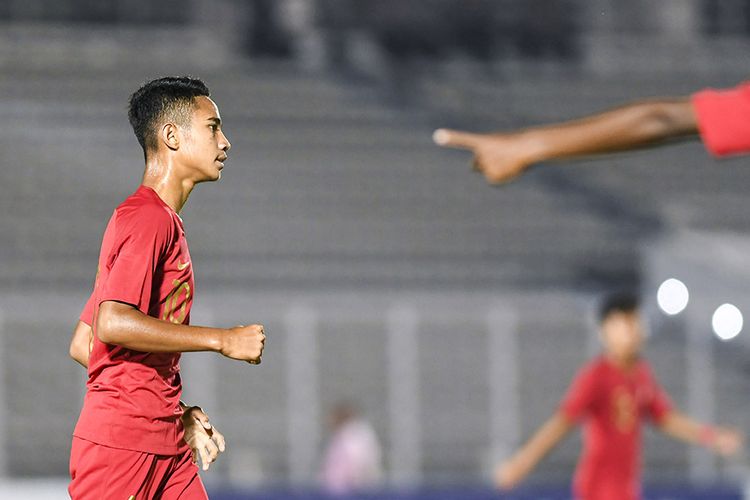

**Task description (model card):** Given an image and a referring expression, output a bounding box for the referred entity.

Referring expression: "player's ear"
[160,122,180,151]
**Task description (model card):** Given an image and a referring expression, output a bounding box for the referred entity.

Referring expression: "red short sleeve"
[80,293,95,326]
[645,376,673,424]
[98,205,172,315]
[692,82,750,157]
[560,364,599,421]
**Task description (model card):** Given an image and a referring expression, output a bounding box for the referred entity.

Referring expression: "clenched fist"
[220,324,265,364]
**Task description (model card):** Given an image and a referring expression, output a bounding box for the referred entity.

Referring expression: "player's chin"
[214,161,225,179]
[205,164,223,182]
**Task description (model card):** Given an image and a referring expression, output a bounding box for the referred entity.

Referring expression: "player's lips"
[216,155,228,169]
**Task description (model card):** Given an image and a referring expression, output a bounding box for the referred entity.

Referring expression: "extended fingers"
[198,445,211,471]
[197,436,220,471]
[437,134,495,179]
[212,429,226,453]
[205,438,220,463]
[433,129,483,150]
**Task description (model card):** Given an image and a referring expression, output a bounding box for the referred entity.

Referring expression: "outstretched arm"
[434,98,697,184]
[658,410,743,457]
[495,411,574,489]
[97,300,265,363]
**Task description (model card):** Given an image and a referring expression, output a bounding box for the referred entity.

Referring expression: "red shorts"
[69,437,208,499]
[575,479,639,500]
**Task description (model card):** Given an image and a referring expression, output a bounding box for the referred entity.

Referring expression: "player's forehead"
[601,311,641,334]
[192,95,221,121]
[605,309,640,322]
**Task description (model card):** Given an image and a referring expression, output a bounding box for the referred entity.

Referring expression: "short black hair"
[598,292,640,323]
[127,76,210,158]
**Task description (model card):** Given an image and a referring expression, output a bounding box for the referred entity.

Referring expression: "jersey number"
[163,279,191,324]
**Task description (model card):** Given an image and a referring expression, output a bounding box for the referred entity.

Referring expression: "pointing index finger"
[433,128,482,150]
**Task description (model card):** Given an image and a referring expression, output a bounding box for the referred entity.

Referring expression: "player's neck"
[141,159,194,214]
[605,353,638,371]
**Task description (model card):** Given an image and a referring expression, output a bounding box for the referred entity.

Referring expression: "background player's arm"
[494,411,574,489]
[433,98,697,184]
[97,300,265,363]
[657,410,743,456]
[69,320,92,368]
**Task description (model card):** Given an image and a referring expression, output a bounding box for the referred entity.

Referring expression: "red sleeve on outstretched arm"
[692,82,750,157]
[645,370,673,424]
[560,363,598,422]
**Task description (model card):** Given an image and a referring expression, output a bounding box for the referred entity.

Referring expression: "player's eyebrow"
[207,117,222,126]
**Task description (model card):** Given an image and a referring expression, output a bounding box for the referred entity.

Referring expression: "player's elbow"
[96,301,127,345]
[69,339,86,365]
[69,320,92,367]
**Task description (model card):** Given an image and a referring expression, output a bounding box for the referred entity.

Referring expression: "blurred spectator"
[516,0,580,60]
[702,0,750,36]
[367,0,447,61]
[449,0,501,62]
[315,0,365,71]
[0,0,188,24]
[321,402,383,495]
[245,0,293,58]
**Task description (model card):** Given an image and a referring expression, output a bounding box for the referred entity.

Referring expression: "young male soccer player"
[67,76,266,499]
[495,293,742,500]
[433,82,750,183]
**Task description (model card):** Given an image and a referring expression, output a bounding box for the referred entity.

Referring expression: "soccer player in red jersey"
[67,76,266,499]
[495,293,742,500]
[433,82,750,183]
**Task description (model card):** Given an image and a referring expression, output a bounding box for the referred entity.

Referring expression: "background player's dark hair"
[127,76,210,159]
[598,292,639,323]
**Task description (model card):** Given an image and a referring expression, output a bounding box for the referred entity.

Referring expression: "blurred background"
[2,0,750,498]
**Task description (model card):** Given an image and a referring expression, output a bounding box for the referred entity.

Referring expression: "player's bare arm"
[97,300,265,363]
[658,411,743,457]
[433,98,697,185]
[70,317,228,467]
[495,411,573,490]
[69,320,92,368]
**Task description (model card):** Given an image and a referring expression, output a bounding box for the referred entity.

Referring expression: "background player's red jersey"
[693,82,750,157]
[74,185,195,455]
[560,357,672,500]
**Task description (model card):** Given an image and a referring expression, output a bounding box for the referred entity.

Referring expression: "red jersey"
[692,82,750,157]
[560,357,672,500]
[74,185,194,455]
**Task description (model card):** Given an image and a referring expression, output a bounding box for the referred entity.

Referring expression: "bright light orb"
[657,278,689,315]
[712,303,743,341]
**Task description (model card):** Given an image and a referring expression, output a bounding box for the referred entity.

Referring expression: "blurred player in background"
[496,293,742,500]
[433,82,750,183]
[68,76,266,499]
[320,401,383,495]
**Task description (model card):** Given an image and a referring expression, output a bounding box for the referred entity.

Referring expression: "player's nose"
[220,131,231,152]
